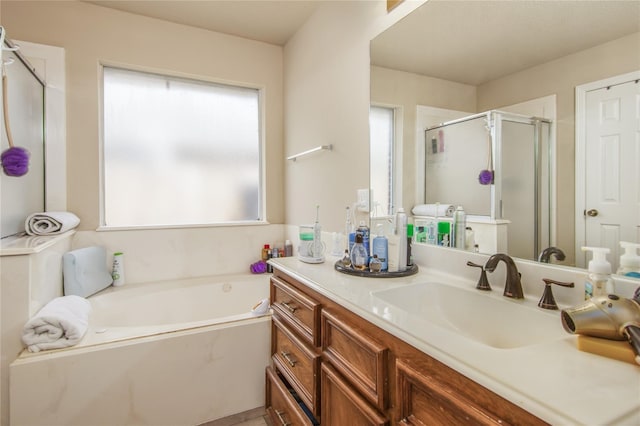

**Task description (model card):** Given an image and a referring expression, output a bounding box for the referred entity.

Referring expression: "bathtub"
[9,274,272,426]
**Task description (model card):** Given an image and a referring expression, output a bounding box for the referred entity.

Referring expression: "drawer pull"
[280,301,297,314]
[275,409,291,426]
[280,351,297,367]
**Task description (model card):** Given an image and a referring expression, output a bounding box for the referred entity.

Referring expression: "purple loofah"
[250,260,268,274]
[1,146,29,177]
[478,169,494,185]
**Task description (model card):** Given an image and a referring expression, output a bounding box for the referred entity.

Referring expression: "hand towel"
[25,211,80,236]
[22,295,91,353]
[412,204,455,217]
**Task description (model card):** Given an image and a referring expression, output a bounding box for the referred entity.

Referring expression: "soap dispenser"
[582,246,614,299]
[618,242,640,278]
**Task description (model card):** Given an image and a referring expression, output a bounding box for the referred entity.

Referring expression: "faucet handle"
[538,278,575,310]
[467,261,492,291]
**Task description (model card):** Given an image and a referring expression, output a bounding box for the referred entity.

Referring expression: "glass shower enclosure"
[424,110,552,261]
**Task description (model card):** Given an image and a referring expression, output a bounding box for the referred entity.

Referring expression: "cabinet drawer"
[272,315,321,417]
[396,358,539,426]
[271,275,321,347]
[322,309,389,411]
[321,363,389,426]
[266,366,314,426]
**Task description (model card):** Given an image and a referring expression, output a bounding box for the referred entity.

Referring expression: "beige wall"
[477,32,640,262]
[1,0,285,229]
[283,0,424,232]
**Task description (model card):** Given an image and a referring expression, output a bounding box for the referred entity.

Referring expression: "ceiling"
[371,0,640,86]
[85,0,324,45]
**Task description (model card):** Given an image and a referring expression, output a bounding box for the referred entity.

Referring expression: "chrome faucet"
[484,253,524,299]
[538,246,566,263]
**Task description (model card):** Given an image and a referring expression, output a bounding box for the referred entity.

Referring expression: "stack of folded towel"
[412,204,455,217]
[25,211,80,236]
[22,295,91,353]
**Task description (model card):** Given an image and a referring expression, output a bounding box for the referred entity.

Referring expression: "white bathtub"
[10,274,272,426]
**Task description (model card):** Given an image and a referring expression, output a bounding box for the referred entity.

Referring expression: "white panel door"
[584,80,640,272]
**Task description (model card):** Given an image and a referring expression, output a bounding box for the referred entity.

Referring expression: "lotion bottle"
[582,246,613,299]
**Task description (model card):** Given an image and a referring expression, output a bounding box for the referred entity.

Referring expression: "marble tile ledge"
[0,230,75,256]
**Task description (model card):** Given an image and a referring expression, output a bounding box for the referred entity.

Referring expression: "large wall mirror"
[370,0,640,272]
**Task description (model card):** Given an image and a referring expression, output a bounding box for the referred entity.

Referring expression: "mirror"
[370,0,640,270]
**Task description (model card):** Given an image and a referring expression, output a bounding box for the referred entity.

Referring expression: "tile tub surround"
[10,317,272,426]
[0,231,74,426]
[268,253,640,425]
[9,273,272,426]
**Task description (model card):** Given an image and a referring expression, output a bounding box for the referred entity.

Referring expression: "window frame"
[370,103,402,218]
[97,63,267,231]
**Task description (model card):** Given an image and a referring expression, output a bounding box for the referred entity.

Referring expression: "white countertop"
[269,256,640,426]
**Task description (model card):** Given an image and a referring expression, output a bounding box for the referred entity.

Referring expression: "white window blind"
[102,67,262,227]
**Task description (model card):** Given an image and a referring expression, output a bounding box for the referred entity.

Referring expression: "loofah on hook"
[1,146,29,177]
[250,260,268,274]
[478,169,494,185]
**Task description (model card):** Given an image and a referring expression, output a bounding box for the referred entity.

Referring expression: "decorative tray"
[334,260,418,278]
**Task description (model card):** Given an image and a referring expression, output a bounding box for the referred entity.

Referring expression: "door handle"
[586,209,599,217]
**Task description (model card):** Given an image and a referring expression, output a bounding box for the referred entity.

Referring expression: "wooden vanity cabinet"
[266,268,547,426]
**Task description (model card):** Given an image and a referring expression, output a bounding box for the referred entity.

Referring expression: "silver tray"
[334,260,418,278]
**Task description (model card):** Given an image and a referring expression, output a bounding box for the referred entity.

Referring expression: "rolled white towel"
[22,295,91,353]
[412,204,455,217]
[25,211,80,236]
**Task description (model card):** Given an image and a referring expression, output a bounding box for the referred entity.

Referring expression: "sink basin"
[371,282,568,349]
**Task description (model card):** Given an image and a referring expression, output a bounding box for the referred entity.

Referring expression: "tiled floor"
[200,407,270,426]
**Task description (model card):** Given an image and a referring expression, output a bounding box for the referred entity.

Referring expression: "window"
[369,105,395,217]
[102,67,262,227]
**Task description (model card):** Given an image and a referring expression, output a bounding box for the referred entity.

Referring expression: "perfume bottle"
[350,233,368,270]
[369,255,382,272]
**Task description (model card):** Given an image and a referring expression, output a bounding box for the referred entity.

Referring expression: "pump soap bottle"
[582,246,614,299]
[618,241,640,278]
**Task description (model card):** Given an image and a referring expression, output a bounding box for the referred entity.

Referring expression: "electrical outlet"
[357,189,369,211]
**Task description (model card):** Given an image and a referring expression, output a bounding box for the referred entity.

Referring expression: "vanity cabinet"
[266,268,547,426]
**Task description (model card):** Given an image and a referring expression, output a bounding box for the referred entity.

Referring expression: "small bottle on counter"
[406,224,414,267]
[341,249,351,267]
[284,240,293,257]
[396,208,408,272]
[369,255,382,273]
[350,233,368,271]
[112,252,125,287]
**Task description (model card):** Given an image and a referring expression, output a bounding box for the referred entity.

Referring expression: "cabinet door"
[271,275,322,347]
[322,309,389,411]
[397,358,508,425]
[266,367,314,426]
[272,315,321,417]
[321,363,389,426]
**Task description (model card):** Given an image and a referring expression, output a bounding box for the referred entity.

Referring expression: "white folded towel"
[412,204,455,217]
[25,211,80,236]
[22,295,91,353]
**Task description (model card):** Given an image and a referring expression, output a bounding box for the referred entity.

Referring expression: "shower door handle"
[586,209,599,217]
